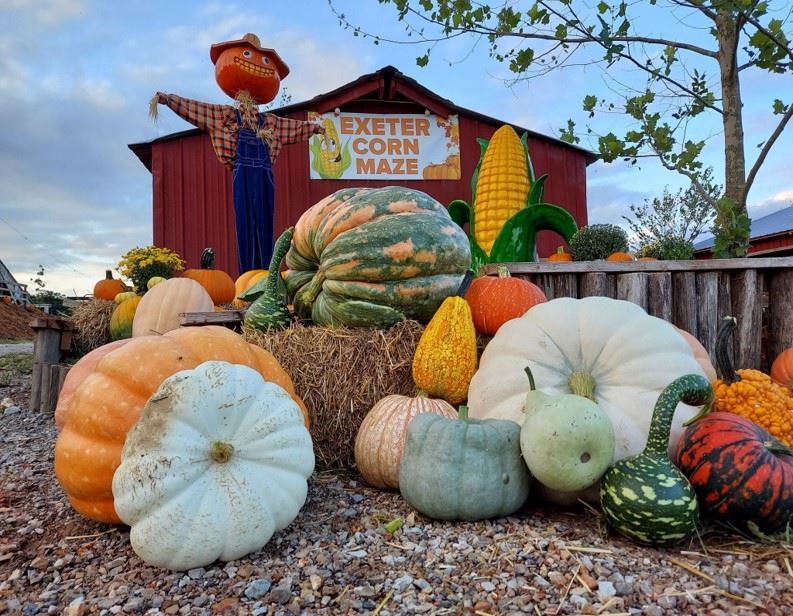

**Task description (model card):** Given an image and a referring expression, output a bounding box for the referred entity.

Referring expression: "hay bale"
[244,320,424,470]
[69,299,115,356]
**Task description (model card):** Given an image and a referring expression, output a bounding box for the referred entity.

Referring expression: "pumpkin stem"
[209,441,234,463]
[200,248,216,270]
[568,372,596,401]
[682,397,714,427]
[415,389,428,398]
[104,270,113,280]
[458,405,470,422]
[496,265,511,279]
[455,270,475,297]
[764,439,793,457]
[715,316,740,385]
[524,366,536,392]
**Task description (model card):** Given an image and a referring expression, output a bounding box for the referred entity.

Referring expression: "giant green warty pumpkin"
[285,187,471,328]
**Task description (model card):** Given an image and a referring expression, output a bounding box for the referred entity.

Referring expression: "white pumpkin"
[112,361,315,571]
[468,297,704,493]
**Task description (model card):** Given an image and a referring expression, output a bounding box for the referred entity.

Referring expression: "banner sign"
[308,112,460,180]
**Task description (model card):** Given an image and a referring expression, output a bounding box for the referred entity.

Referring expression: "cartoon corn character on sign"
[448,125,578,271]
[310,118,352,179]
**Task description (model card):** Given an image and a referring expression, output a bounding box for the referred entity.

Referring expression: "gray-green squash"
[398,406,530,521]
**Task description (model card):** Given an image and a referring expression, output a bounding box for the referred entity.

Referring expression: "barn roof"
[129,65,598,172]
[694,205,793,250]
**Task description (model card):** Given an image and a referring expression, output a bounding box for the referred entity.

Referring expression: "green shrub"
[657,237,695,260]
[635,240,662,259]
[569,224,629,261]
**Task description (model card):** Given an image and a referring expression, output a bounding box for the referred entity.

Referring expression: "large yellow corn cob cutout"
[473,125,530,255]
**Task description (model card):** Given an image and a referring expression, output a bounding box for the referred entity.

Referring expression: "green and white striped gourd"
[599,374,713,545]
[242,227,293,332]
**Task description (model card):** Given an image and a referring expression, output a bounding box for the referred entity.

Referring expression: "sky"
[1,0,792,296]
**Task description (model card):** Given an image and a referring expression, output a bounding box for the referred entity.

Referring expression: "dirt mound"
[0,303,44,340]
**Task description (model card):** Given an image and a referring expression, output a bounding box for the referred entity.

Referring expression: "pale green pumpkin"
[398,407,530,521]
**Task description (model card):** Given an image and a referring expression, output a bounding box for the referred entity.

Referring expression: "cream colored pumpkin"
[132,277,213,336]
[468,297,705,501]
[673,325,717,382]
[354,393,457,489]
[112,361,314,571]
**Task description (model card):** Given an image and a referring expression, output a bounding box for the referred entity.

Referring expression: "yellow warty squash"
[412,272,478,404]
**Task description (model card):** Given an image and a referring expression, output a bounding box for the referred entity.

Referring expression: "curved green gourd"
[398,405,531,521]
[243,227,294,332]
[599,374,713,545]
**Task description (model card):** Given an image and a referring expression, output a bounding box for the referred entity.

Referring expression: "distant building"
[129,65,597,277]
[694,205,793,258]
[0,258,29,304]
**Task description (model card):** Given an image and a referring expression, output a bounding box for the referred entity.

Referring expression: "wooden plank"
[552,273,578,299]
[32,328,61,365]
[672,272,698,336]
[533,274,555,300]
[42,364,61,416]
[730,269,762,370]
[647,272,672,322]
[57,365,70,393]
[616,273,648,310]
[767,269,793,370]
[180,310,246,327]
[39,363,53,415]
[30,363,42,412]
[696,272,720,359]
[579,272,607,297]
[481,256,793,275]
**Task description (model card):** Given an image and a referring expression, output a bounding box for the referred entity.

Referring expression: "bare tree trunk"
[716,10,747,216]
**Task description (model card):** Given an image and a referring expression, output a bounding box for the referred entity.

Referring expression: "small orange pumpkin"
[54,326,309,524]
[547,246,573,262]
[465,265,547,335]
[93,270,126,301]
[182,248,236,305]
[232,269,268,308]
[638,257,658,261]
[606,251,634,262]
[771,348,793,392]
[211,33,288,104]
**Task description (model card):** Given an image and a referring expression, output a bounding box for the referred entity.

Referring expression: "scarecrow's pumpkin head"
[210,33,289,104]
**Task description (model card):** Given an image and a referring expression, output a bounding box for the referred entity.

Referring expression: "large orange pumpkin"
[93,270,126,301]
[210,33,288,104]
[771,347,793,393]
[54,339,131,431]
[54,326,309,524]
[232,269,268,308]
[182,248,236,305]
[464,266,547,335]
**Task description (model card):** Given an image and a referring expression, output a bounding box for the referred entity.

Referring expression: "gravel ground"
[1,369,792,615]
[0,342,33,357]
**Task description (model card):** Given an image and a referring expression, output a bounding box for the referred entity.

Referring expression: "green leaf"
[597,1,609,14]
[528,174,548,205]
[773,99,788,115]
[489,203,578,263]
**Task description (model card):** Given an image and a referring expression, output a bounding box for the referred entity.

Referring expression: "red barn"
[129,66,597,277]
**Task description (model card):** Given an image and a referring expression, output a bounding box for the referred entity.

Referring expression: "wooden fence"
[481,257,793,371]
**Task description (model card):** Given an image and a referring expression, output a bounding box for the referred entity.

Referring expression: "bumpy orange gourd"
[412,272,478,404]
[93,270,126,301]
[232,269,268,308]
[547,246,573,262]
[712,317,793,447]
[465,265,547,335]
[354,393,457,489]
[54,326,309,524]
[182,248,236,305]
[771,348,793,393]
[606,251,634,262]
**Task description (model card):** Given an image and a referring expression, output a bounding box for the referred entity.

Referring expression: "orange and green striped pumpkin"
[284,187,471,328]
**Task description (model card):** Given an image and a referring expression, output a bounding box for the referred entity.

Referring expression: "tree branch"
[740,9,793,64]
[745,103,793,197]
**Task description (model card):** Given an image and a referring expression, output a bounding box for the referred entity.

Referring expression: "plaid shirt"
[158,93,322,170]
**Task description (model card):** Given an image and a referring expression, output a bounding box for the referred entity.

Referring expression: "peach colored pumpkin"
[354,393,457,490]
[771,347,793,392]
[673,325,717,382]
[232,269,268,308]
[54,326,309,524]
[132,278,213,337]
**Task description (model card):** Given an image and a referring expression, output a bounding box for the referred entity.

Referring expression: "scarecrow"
[151,33,324,271]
